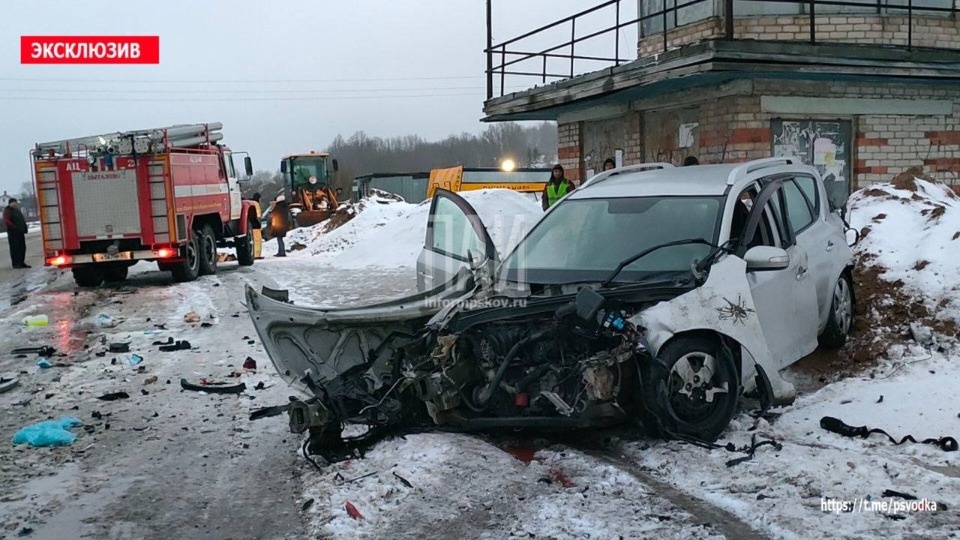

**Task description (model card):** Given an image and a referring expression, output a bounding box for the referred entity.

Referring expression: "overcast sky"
[1,0,638,196]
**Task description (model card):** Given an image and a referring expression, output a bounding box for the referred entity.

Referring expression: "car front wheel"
[819,273,854,349]
[642,336,740,442]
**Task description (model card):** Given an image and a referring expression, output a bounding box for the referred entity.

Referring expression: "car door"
[740,178,820,367]
[784,175,844,330]
[416,189,498,292]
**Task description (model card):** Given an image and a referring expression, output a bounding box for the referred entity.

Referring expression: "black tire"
[236,227,255,267]
[197,225,218,276]
[72,266,104,287]
[102,264,129,283]
[171,235,200,282]
[819,273,854,349]
[642,336,740,442]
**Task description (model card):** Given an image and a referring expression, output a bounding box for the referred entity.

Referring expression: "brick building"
[483,0,960,207]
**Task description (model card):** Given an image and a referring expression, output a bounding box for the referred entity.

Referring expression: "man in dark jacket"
[3,198,29,268]
[541,164,575,211]
[268,195,291,257]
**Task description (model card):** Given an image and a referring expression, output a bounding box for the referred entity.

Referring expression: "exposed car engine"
[287,289,651,463]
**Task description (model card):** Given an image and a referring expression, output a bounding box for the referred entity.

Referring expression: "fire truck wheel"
[236,229,255,267]
[197,225,218,276]
[72,266,104,288]
[102,264,129,283]
[171,236,201,282]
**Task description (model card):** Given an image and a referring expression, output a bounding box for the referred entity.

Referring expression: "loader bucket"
[294,210,334,228]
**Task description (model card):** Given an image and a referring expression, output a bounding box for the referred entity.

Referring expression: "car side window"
[793,175,820,218]
[781,179,815,234]
[733,185,781,249]
[430,196,484,261]
[761,183,793,247]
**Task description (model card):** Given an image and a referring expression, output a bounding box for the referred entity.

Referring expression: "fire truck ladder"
[33,122,224,157]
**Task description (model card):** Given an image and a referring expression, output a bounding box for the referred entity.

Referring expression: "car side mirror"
[744,246,790,271]
[244,156,253,177]
[280,161,287,174]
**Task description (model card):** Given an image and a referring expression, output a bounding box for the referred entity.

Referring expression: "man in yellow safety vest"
[542,164,575,211]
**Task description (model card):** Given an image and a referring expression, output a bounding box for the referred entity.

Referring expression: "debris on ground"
[1,375,20,393]
[184,311,201,323]
[127,354,143,366]
[21,314,49,327]
[12,416,82,447]
[10,346,56,356]
[109,342,130,353]
[94,314,115,327]
[159,340,192,352]
[180,378,246,394]
[249,404,289,420]
[36,358,52,369]
[243,357,257,370]
[97,391,130,401]
[144,375,159,385]
[344,501,364,520]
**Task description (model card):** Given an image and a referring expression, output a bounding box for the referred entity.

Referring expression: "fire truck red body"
[31,122,259,286]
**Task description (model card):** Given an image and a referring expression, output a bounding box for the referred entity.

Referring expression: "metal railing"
[485,0,960,99]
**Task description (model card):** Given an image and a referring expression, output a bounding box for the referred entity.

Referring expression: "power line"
[0,92,492,102]
[0,75,486,84]
[0,86,498,94]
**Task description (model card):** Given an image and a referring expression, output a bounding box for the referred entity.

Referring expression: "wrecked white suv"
[246,157,855,461]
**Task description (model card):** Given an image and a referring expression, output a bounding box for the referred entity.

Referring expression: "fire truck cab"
[31,122,260,287]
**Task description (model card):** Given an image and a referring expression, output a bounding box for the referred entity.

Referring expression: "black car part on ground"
[820,416,958,452]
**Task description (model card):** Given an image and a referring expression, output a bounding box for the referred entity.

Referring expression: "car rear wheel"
[72,266,104,287]
[197,225,218,276]
[642,336,740,442]
[171,236,200,282]
[819,273,854,349]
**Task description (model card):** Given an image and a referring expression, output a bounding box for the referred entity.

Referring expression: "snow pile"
[286,189,543,269]
[847,177,960,323]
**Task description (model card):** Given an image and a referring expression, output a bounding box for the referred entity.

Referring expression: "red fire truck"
[31,122,260,287]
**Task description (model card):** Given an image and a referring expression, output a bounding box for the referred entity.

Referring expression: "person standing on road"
[249,192,264,259]
[2,198,29,269]
[268,195,291,257]
[542,164,575,211]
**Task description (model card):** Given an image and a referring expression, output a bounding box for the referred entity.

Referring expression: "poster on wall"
[679,122,698,148]
[771,119,851,210]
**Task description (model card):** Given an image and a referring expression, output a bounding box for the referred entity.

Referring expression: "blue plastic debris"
[36,358,52,369]
[12,416,82,447]
[127,354,143,366]
[94,314,113,326]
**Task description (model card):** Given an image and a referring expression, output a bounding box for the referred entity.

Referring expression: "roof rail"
[726,157,801,185]
[580,162,675,189]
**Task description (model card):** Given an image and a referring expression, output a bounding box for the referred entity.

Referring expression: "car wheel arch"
[652,329,745,383]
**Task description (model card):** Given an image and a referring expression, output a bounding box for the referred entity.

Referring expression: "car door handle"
[796,266,808,280]
[826,241,835,252]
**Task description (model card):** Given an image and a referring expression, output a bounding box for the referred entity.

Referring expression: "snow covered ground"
[280,190,542,269]
[2,185,958,539]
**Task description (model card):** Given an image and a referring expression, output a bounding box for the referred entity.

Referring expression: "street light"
[500,158,516,172]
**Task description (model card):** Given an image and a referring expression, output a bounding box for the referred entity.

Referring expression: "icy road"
[1,186,958,539]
